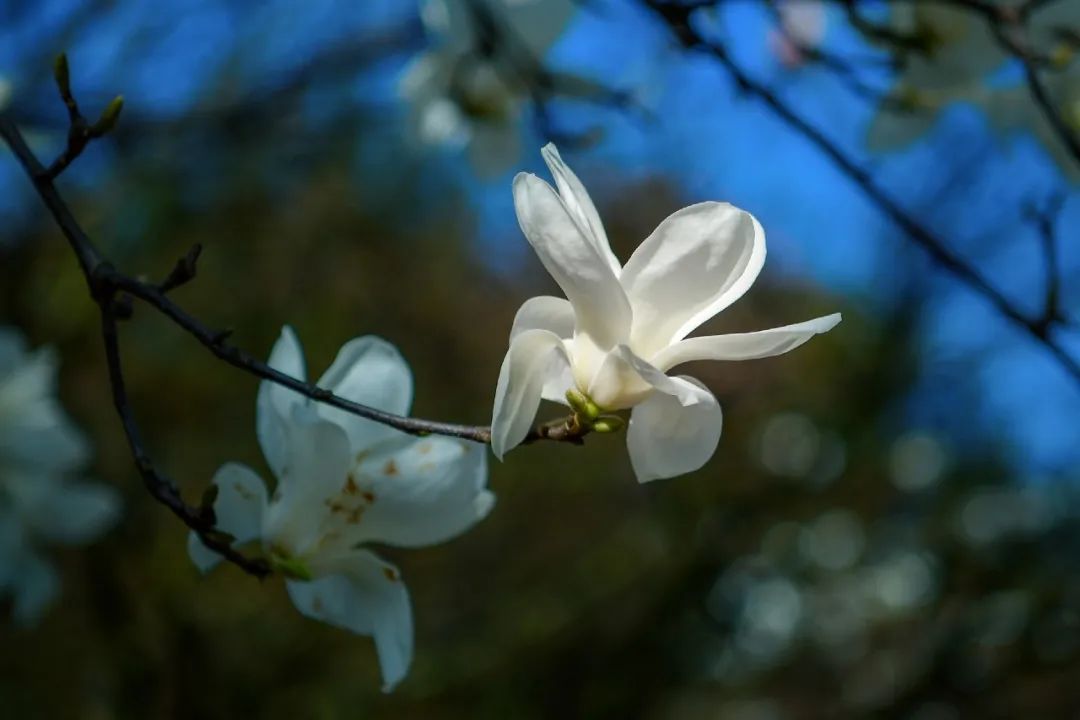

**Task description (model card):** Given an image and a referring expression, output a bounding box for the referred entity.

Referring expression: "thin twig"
[1026,192,1068,329]
[99,301,272,578]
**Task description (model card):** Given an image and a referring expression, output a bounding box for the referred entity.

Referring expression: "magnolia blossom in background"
[767,0,826,69]
[491,145,840,482]
[866,3,1080,181]
[190,328,494,692]
[399,0,574,175]
[0,327,121,625]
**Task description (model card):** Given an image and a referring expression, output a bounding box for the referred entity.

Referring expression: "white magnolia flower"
[189,328,494,691]
[768,0,827,69]
[400,0,575,175]
[491,145,841,482]
[0,327,121,625]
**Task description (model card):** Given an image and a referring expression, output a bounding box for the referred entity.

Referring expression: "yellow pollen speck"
[343,474,359,495]
[382,567,399,582]
[383,459,398,476]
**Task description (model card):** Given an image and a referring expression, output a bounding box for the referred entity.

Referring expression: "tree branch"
[641,0,1080,386]
[0,59,593,576]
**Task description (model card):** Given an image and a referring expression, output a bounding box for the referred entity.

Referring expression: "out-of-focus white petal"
[0,326,28,375]
[0,418,90,475]
[10,548,59,626]
[540,143,620,274]
[627,376,722,483]
[257,326,307,478]
[513,172,632,348]
[21,479,121,545]
[314,336,414,452]
[469,115,522,178]
[349,438,493,548]
[620,202,765,356]
[510,296,575,341]
[491,329,568,459]
[264,416,352,552]
[653,313,841,371]
[286,550,413,692]
[0,347,56,419]
[187,463,269,573]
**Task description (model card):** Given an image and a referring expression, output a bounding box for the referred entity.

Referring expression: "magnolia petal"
[653,313,842,371]
[0,420,90,475]
[510,296,576,403]
[540,143,620,274]
[470,118,522,179]
[0,326,28,376]
[513,172,632,348]
[620,202,766,355]
[350,437,494,548]
[491,329,569,459]
[257,326,307,478]
[0,347,57,419]
[264,416,353,552]
[10,548,59,627]
[627,376,723,483]
[25,480,121,545]
[315,336,414,452]
[286,550,413,692]
[615,346,703,407]
[187,463,269,573]
[510,296,575,341]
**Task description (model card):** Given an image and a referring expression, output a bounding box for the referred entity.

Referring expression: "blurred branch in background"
[637,0,1080,386]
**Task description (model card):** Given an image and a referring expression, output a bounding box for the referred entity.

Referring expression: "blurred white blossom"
[491,144,840,481]
[866,3,1080,180]
[0,327,121,625]
[190,327,494,692]
[400,0,575,175]
[768,0,827,68]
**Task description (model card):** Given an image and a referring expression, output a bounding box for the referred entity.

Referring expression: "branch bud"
[53,53,71,98]
[90,95,124,137]
[565,388,601,421]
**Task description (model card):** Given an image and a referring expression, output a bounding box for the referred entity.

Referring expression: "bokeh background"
[2,0,1080,717]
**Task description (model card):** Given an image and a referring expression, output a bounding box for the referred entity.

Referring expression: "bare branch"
[98,300,272,579]
[640,0,1080,386]
[0,58,599,575]
[1026,192,1069,330]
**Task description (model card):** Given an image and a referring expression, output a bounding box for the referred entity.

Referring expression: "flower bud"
[90,95,124,137]
[592,415,625,433]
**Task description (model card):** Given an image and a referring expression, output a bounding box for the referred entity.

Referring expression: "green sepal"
[593,415,625,433]
[270,549,313,582]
